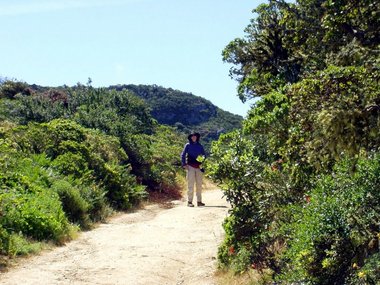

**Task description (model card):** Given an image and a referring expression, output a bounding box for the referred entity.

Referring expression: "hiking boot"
[197,202,205,207]
[187,202,194,207]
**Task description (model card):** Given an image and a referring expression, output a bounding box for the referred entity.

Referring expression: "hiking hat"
[188,132,201,141]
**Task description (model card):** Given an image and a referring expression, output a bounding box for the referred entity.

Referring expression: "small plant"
[6,232,42,257]
[231,247,253,274]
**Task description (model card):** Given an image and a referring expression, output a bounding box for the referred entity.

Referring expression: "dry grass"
[145,174,187,206]
[144,175,221,208]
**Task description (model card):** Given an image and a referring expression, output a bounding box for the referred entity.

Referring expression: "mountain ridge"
[108,84,243,149]
[0,79,243,150]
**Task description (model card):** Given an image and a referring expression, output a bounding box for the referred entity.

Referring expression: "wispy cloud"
[0,0,127,16]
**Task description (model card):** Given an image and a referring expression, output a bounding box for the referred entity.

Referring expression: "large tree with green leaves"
[210,0,380,283]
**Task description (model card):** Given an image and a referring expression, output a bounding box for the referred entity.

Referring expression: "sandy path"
[0,189,229,285]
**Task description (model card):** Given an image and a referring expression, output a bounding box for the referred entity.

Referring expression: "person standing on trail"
[181,132,206,207]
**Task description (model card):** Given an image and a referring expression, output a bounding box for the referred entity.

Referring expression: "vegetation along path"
[0,188,229,285]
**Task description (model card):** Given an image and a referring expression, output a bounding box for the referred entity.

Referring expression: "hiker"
[181,132,206,207]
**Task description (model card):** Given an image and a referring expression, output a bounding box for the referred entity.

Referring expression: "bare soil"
[0,188,229,285]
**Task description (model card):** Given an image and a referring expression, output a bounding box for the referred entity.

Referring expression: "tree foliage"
[209,0,380,283]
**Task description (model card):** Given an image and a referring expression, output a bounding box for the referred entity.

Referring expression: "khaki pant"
[186,166,203,203]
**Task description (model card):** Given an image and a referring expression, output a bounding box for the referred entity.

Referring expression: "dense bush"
[209,130,294,272]
[0,151,73,244]
[279,154,380,284]
[209,0,380,284]
[0,118,149,257]
[0,81,186,259]
[17,119,144,210]
[0,80,29,99]
[51,180,91,228]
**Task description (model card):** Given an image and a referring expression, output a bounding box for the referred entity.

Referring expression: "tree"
[223,1,302,102]
[0,80,30,99]
[210,0,380,282]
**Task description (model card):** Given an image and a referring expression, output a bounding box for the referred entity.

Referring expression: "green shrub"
[0,80,29,99]
[51,180,91,228]
[5,232,42,257]
[16,120,146,210]
[1,186,71,243]
[0,225,10,255]
[78,182,112,223]
[52,152,89,178]
[102,162,147,209]
[231,247,253,274]
[347,253,380,285]
[278,154,380,284]
[147,125,184,196]
[210,130,293,271]
[0,154,74,245]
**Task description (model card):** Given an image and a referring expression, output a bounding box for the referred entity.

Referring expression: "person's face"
[191,135,197,142]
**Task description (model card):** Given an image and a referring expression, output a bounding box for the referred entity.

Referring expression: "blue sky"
[0,0,264,116]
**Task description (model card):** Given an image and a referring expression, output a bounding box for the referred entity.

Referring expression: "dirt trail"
[0,188,229,285]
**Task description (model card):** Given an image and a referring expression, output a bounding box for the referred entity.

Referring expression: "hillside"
[0,80,243,151]
[109,84,243,149]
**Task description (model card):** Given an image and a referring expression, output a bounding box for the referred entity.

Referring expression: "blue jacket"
[181,141,206,168]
